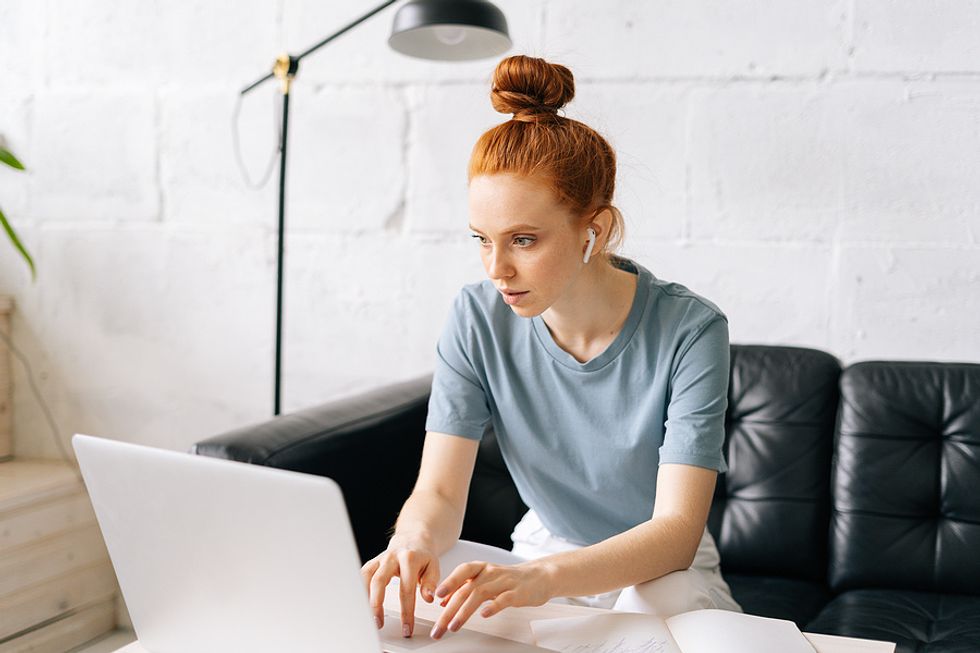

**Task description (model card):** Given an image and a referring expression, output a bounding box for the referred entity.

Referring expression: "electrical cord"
[231,88,281,190]
[0,322,84,483]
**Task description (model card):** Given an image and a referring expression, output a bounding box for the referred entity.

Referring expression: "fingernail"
[375,616,382,629]
[449,620,460,632]
[430,625,444,640]
[435,586,447,597]
[481,609,491,618]
[403,624,411,638]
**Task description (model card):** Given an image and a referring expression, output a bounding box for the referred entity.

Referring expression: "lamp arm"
[240,0,399,96]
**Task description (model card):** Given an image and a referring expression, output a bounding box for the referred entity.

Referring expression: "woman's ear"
[589,207,615,250]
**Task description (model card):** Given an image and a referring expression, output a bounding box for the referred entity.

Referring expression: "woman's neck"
[539,259,638,359]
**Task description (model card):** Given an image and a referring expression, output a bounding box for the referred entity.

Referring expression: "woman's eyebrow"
[468,223,542,234]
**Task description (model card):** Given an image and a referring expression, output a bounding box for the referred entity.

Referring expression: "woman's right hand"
[360,535,442,638]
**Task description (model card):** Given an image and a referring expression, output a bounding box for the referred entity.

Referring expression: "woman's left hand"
[429,560,556,639]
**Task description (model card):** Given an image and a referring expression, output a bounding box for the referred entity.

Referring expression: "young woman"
[361,55,741,641]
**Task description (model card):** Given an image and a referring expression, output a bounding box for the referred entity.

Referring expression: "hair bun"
[490,55,575,122]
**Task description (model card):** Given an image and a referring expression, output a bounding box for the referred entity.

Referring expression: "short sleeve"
[424,291,492,441]
[659,316,730,473]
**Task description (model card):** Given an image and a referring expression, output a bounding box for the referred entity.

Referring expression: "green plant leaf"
[0,148,25,171]
[0,205,36,282]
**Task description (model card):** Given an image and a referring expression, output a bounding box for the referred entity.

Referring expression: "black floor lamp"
[240,0,512,416]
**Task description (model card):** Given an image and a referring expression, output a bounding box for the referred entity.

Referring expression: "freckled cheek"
[536,244,574,274]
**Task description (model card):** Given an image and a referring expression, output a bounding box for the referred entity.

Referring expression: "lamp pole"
[241,1,399,416]
[240,0,510,416]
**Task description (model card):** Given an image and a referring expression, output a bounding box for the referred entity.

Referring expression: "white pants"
[439,510,741,618]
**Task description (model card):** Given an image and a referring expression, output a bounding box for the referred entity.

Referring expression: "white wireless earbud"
[583,227,597,264]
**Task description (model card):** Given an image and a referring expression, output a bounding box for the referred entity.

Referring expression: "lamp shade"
[388,0,511,61]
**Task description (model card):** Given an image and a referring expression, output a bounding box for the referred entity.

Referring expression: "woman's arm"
[535,462,717,597]
[361,431,479,637]
[428,463,716,638]
[391,431,480,556]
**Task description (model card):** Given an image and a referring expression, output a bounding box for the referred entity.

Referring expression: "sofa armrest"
[192,374,432,561]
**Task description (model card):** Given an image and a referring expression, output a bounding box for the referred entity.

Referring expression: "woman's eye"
[469,234,535,248]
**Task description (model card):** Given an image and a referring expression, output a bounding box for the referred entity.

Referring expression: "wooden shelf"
[0,294,11,460]
[0,459,118,650]
[0,297,120,650]
[0,460,85,514]
[0,600,116,653]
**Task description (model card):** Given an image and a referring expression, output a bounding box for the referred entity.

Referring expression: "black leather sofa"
[193,345,980,653]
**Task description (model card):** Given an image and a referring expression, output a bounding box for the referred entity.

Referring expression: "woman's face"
[468,173,586,317]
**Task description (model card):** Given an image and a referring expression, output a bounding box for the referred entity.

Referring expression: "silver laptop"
[72,433,547,653]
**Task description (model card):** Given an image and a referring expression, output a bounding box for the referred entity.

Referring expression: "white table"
[110,591,896,653]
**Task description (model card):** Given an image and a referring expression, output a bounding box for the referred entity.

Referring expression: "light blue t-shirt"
[424,256,730,546]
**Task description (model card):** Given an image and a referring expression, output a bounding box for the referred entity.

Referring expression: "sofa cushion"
[806,589,980,653]
[709,345,840,581]
[829,361,980,595]
[724,573,831,628]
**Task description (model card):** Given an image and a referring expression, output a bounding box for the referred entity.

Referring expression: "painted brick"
[0,95,32,221]
[281,232,484,412]
[405,84,501,236]
[159,87,278,225]
[573,82,689,240]
[835,81,980,245]
[280,0,544,86]
[0,2,44,90]
[4,0,979,460]
[44,0,277,86]
[625,241,834,349]
[543,0,848,78]
[853,0,980,73]
[687,83,844,242]
[0,223,38,291]
[286,84,406,232]
[832,246,980,362]
[12,224,276,458]
[30,91,159,222]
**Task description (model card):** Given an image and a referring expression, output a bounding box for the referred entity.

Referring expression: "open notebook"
[530,609,816,653]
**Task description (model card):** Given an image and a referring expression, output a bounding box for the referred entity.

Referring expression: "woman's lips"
[500,290,529,305]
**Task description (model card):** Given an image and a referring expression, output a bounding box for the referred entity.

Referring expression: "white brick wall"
[853,0,980,73]
[543,0,849,78]
[159,88,278,226]
[30,91,159,222]
[836,81,980,243]
[0,0,978,457]
[688,82,844,242]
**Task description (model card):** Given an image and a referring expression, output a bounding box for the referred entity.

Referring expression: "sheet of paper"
[665,609,816,653]
[381,609,554,653]
[529,613,682,653]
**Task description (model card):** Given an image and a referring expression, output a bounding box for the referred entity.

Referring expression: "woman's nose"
[486,249,513,279]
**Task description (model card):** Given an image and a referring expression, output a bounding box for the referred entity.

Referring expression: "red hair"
[468,55,624,258]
